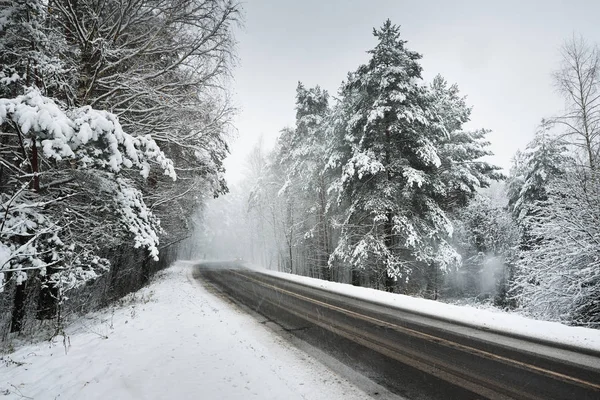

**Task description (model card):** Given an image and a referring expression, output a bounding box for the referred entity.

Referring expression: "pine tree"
[431,75,504,210]
[276,83,332,279]
[507,122,570,253]
[508,122,569,223]
[328,21,501,295]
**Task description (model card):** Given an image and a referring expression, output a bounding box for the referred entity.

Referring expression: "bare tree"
[554,35,600,169]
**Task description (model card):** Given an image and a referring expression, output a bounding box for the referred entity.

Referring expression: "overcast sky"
[224,0,600,182]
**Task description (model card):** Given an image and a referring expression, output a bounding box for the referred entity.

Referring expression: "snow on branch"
[0,88,176,180]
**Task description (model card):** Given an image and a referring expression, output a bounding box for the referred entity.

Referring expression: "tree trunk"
[31,140,39,191]
[318,176,331,281]
[383,127,395,292]
[425,263,439,300]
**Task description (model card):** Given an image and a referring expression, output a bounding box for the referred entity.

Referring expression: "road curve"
[194,262,600,400]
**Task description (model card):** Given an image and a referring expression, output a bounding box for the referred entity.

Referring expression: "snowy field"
[1,262,371,400]
[257,267,600,353]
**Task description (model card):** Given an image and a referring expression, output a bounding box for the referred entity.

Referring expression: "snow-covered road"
[1,262,374,400]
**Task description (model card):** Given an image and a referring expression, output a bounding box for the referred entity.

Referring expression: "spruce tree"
[328,21,500,294]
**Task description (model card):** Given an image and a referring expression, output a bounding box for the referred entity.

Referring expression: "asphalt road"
[194,262,600,400]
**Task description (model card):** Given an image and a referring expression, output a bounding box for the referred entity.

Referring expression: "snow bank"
[256,268,600,353]
[1,262,369,400]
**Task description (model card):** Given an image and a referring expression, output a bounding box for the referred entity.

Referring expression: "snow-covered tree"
[0,90,175,295]
[506,123,570,263]
[507,122,569,225]
[508,35,600,326]
[431,75,504,210]
[274,83,332,279]
[327,21,500,295]
[0,0,239,333]
[553,36,600,169]
[449,193,518,307]
[0,0,72,99]
[48,0,240,238]
[512,168,600,326]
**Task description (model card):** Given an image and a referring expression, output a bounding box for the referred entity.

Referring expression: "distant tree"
[553,35,600,169]
[450,193,519,307]
[507,122,569,227]
[276,83,332,279]
[246,138,291,270]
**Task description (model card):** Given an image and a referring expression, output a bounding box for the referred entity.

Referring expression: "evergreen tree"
[327,21,500,295]
[277,83,332,279]
[508,122,569,225]
[506,122,570,254]
[0,0,239,330]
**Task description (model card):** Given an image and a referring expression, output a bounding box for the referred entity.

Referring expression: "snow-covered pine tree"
[327,21,500,295]
[430,75,504,209]
[508,123,569,222]
[507,122,570,252]
[276,83,332,279]
[0,89,176,294]
[327,20,432,291]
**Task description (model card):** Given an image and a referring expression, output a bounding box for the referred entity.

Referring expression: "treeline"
[0,0,239,338]
[202,22,600,327]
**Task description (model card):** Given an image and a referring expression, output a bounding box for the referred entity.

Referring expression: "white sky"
[224,0,600,183]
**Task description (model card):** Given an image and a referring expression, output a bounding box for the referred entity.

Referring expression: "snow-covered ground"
[1,262,372,400]
[256,267,600,353]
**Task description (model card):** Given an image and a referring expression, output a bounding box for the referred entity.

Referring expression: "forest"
[0,0,239,339]
[198,21,600,328]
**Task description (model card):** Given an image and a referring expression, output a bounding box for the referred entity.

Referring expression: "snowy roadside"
[1,261,372,400]
[254,266,600,353]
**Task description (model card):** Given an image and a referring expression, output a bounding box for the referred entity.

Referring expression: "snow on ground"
[255,267,600,353]
[1,262,371,400]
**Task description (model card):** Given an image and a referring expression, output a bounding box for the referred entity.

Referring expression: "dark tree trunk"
[425,264,439,300]
[31,140,39,191]
[383,128,395,292]
[351,269,361,286]
[318,177,331,281]
[10,279,28,332]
